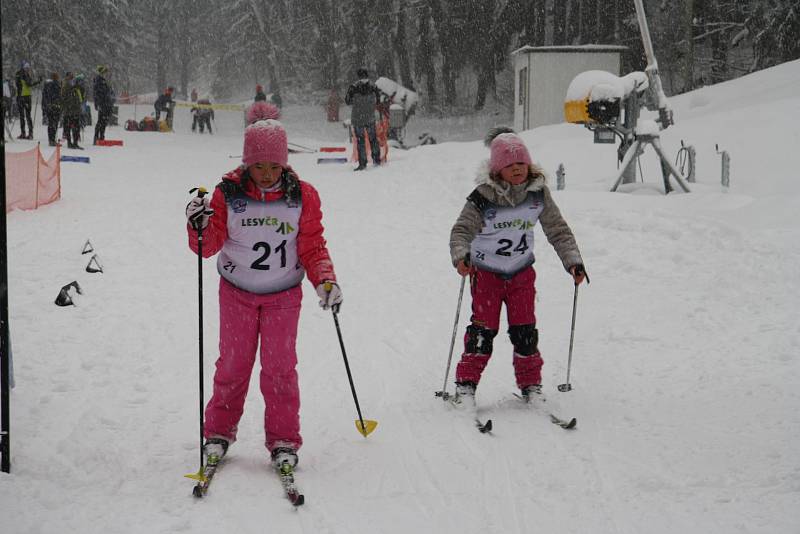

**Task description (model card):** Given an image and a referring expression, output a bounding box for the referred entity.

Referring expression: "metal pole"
[558,284,579,393]
[633,0,673,128]
[436,276,466,400]
[196,227,204,470]
[331,310,369,434]
[1,109,11,473]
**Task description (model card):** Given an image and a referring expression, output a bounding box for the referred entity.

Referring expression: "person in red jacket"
[185,119,342,471]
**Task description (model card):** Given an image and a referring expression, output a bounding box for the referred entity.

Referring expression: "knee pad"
[465,325,498,354]
[508,324,538,356]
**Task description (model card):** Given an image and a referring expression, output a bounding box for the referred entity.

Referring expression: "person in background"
[345,67,381,171]
[191,88,198,102]
[61,72,84,150]
[326,87,341,122]
[270,87,282,109]
[93,65,115,144]
[191,97,214,134]
[449,127,587,408]
[154,86,175,126]
[254,84,267,102]
[2,77,13,122]
[74,74,90,130]
[184,119,342,473]
[15,60,41,139]
[41,72,63,146]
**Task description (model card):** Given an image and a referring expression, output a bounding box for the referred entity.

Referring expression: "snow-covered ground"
[2,60,799,534]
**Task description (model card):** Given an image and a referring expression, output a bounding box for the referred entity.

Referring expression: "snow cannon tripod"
[563,0,692,194]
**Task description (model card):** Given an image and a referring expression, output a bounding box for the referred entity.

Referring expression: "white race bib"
[469,192,544,275]
[217,192,304,294]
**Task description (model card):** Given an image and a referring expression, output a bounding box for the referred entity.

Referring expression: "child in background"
[449,127,587,407]
[185,119,343,470]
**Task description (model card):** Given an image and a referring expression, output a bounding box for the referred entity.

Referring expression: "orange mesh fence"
[5,144,61,213]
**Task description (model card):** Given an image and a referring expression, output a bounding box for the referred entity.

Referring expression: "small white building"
[513,45,627,131]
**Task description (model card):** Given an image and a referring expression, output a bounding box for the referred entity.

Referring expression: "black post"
[1,105,11,473]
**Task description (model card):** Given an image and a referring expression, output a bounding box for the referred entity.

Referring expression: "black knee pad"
[465,325,498,354]
[508,324,538,355]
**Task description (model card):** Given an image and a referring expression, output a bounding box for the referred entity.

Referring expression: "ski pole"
[328,296,377,437]
[185,187,210,482]
[435,275,466,401]
[558,283,580,392]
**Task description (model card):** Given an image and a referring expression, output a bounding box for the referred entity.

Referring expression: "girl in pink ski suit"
[186,119,342,465]
[449,127,586,402]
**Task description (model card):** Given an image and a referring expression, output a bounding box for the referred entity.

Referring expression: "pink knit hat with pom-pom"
[242,119,288,167]
[246,102,281,125]
[489,132,533,174]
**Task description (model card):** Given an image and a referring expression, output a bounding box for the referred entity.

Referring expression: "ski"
[190,458,223,498]
[441,392,493,434]
[276,461,305,507]
[549,414,577,429]
[513,393,577,430]
[475,418,493,433]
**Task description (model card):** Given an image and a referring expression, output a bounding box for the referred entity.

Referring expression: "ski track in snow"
[2,60,800,533]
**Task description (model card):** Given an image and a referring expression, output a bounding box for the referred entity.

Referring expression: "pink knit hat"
[246,101,280,125]
[242,119,288,167]
[489,132,533,174]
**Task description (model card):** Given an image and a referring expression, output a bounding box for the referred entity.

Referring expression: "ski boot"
[271,447,298,469]
[520,384,542,403]
[203,438,229,465]
[452,381,477,409]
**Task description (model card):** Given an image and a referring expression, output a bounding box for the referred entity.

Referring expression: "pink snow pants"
[204,278,303,452]
[455,267,543,388]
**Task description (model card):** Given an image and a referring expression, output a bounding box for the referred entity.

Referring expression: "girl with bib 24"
[185,119,342,470]
[449,127,587,407]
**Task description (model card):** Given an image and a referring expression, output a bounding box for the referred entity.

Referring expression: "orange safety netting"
[5,144,61,213]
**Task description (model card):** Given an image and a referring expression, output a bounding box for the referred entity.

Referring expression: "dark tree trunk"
[394,3,415,90]
[416,3,437,105]
[553,0,567,45]
[352,0,369,74]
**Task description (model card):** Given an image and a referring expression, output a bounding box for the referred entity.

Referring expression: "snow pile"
[565,70,649,103]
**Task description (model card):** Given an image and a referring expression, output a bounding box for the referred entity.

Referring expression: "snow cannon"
[564,70,649,144]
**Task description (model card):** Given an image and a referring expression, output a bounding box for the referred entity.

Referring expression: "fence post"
[716,144,730,188]
[35,143,41,209]
[56,144,62,201]
[556,163,566,190]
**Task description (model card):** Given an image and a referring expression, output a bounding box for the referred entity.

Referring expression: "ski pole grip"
[189,186,208,198]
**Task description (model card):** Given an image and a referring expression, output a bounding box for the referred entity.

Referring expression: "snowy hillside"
[2,60,799,534]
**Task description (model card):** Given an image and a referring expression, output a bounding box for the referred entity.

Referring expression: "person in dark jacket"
[345,68,381,171]
[154,87,175,121]
[61,72,84,149]
[42,72,62,146]
[15,61,41,139]
[254,84,267,102]
[92,65,114,144]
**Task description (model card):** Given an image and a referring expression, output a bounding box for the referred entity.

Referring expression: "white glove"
[186,196,213,231]
[315,281,343,312]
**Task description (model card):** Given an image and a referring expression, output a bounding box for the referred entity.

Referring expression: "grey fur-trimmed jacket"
[449,163,583,273]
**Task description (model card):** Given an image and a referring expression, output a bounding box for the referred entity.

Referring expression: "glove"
[315,281,343,312]
[569,264,589,285]
[186,196,213,231]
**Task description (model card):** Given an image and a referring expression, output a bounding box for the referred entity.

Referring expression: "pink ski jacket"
[187,166,336,288]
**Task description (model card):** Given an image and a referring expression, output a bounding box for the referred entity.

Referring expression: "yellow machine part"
[564,98,591,124]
